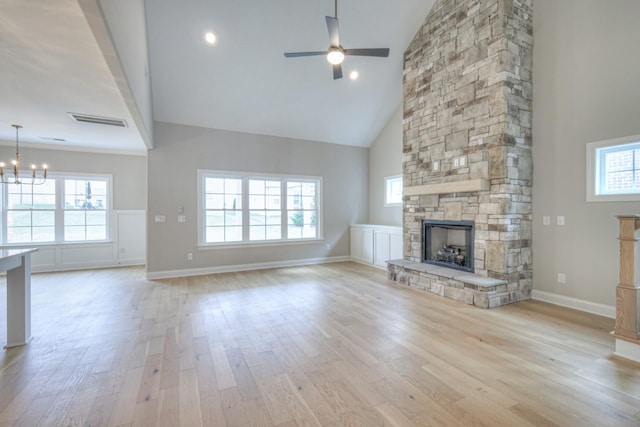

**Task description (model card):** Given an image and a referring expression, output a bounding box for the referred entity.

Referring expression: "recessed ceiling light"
[349,70,359,80]
[204,32,216,45]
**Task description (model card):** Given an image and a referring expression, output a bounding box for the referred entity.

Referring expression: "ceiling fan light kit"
[284,0,390,79]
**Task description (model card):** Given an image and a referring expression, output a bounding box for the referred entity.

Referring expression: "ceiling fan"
[283,0,390,80]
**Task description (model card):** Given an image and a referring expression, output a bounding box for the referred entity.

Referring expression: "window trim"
[197,169,323,248]
[384,174,403,207]
[587,134,640,202]
[0,171,113,246]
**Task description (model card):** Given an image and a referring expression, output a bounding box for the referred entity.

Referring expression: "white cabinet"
[351,224,403,269]
[350,226,374,264]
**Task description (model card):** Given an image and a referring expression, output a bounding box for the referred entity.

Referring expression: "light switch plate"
[543,216,551,226]
[557,216,565,226]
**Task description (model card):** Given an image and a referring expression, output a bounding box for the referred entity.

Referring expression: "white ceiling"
[0,0,435,153]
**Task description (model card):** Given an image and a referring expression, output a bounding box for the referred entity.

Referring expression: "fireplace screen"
[423,220,474,273]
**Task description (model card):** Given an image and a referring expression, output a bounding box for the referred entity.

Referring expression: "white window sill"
[198,238,324,250]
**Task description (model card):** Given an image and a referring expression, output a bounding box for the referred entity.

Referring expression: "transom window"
[199,171,321,246]
[1,174,111,244]
[587,135,640,202]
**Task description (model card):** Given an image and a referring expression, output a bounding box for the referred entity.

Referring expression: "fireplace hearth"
[423,220,474,273]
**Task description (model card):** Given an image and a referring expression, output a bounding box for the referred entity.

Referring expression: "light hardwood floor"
[0,262,639,426]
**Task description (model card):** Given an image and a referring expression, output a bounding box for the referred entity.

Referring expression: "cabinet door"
[350,228,364,261]
[351,227,374,264]
[389,231,403,260]
[374,230,390,268]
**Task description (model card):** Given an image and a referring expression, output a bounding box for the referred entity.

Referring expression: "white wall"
[146,122,368,277]
[368,104,403,226]
[532,0,640,311]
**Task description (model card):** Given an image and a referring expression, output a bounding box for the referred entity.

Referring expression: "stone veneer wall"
[398,0,533,306]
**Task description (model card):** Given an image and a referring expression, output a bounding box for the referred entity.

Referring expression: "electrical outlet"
[543,216,551,226]
[557,273,566,284]
[154,215,166,223]
[187,253,193,261]
[433,161,440,171]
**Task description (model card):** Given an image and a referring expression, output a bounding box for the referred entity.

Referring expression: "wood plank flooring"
[0,262,639,426]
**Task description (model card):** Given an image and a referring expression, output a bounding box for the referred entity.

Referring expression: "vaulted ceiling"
[0,0,435,153]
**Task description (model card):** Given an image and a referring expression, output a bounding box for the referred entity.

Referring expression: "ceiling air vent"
[68,113,127,127]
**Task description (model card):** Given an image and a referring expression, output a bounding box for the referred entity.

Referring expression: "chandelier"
[0,124,47,185]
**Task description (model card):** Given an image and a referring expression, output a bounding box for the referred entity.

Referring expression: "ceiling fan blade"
[344,48,390,57]
[284,51,327,58]
[326,16,340,47]
[333,64,343,80]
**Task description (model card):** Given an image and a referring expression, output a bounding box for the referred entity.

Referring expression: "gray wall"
[0,145,147,210]
[368,104,403,227]
[533,0,640,307]
[147,121,368,274]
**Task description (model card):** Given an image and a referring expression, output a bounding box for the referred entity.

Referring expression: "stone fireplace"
[387,0,533,308]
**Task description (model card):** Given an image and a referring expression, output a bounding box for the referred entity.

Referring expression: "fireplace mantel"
[404,179,490,197]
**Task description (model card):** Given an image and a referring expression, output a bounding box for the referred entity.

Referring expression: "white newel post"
[614,215,640,363]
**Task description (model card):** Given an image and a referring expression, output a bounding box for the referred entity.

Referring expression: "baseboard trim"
[146,256,351,280]
[532,290,615,319]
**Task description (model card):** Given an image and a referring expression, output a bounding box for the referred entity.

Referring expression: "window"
[1,174,111,244]
[203,177,242,242]
[385,175,403,206]
[64,178,108,241]
[199,170,321,246]
[6,179,56,243]
[587,134,640,202]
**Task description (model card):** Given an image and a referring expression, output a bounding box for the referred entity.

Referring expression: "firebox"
[423,220,474,273]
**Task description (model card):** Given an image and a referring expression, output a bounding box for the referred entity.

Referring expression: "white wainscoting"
[2,210,145,273]
[350,224,403,269]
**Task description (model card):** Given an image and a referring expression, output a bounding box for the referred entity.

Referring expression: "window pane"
[86,211,106,226]
[226,226,242,242]
[249,180,265,194]
[266,225,281,240]
[225,178,242,194]
[65,211,85,226]
[303,224,317,238]
[65,179,108,209]
[86,226,106,240]
[206,194,224,209]
[33,211,54,226]
[288,224,302,239]
[605,150,633,172]
[32,226,55,242]
[8,194,32,209]
[224,195,240,209]
[250,226,265,240]
[225,211,242,226]
[250,212,266,226]
[65,226,86,241]
[266,211,281,225]
[206,178,224,193]
[302,196,315,209]
[8,227,32,243]
[206,211,224,227]
[606,171,634,191]
[7,211,31,228]
[206,227,224,243]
